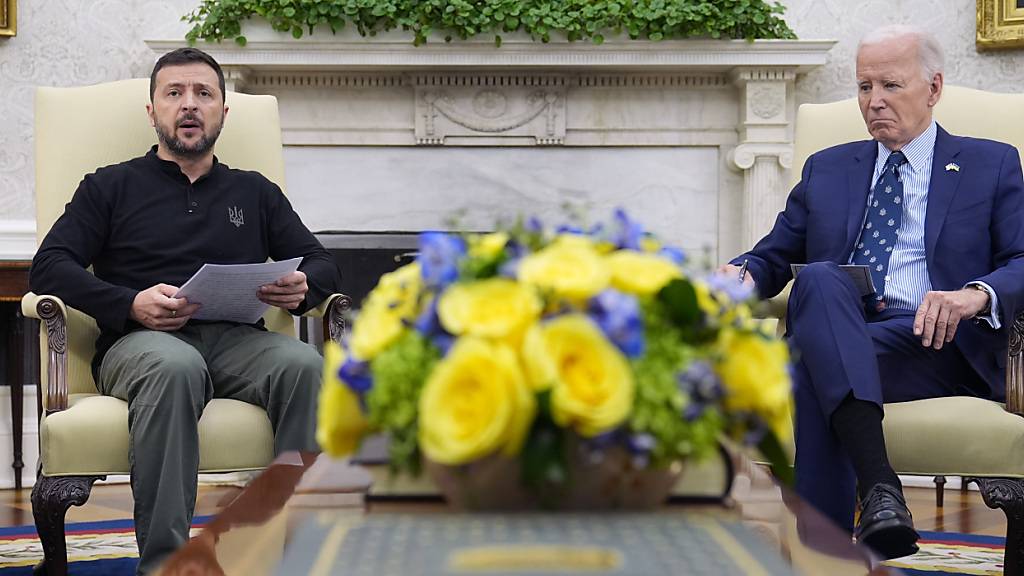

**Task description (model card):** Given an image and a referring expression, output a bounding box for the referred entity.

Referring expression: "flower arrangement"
[317,210,794,503]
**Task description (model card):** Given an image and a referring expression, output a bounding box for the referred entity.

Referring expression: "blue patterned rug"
[883,530,1004,575]
[0,517,209,575]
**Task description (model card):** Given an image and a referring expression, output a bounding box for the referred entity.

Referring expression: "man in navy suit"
[722,25,1024,559]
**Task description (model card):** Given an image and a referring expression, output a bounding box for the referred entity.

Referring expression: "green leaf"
[182,0,796,46]
[235,35,248,46]
[658,278,700,329]
[757,431,794,487]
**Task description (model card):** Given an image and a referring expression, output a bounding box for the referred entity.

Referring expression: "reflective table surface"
[157,450,901,576]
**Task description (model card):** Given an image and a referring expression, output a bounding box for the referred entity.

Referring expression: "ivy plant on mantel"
[184,0,796,47]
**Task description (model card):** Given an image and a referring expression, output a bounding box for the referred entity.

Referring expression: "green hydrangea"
[367,330,440,475]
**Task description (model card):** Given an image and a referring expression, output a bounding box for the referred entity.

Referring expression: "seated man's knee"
[265,340,323,390]
[793,261,842,287]
[787,261,860,322]
[108,333,209,405]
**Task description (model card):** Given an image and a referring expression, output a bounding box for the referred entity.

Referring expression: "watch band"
[971,284,992,317]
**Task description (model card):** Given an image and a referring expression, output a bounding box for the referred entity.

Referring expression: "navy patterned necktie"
[852,151,908,304]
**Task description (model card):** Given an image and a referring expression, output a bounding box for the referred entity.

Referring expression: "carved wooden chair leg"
[933,475,946,508]
[31,474,105,576]
[975,477,1024,576]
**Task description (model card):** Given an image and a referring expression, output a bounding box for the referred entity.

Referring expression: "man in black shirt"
[30,48,342,574]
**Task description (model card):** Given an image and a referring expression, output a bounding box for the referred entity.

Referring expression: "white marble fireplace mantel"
[148,31,834,259]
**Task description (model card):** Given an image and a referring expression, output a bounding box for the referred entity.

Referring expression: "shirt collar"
[876,120,936,174]
[145,145,221,183]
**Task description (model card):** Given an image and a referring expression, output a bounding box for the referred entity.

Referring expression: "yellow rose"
[419,338,536,464]
[715,329,793,440]
[350,263,423,360]
[606,250,682,296]
[350,299,405,361]
[468,232,510,260]
[438,278,541,342]
[316,342,368,457]
[523,314,634,437]
[518,235,610,300]
[367,262,422,318]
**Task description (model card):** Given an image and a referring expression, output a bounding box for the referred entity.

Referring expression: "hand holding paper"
[173,258,303,324]
[258,270,309,310]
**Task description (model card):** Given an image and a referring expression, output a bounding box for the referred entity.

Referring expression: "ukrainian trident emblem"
[228,206,244,228]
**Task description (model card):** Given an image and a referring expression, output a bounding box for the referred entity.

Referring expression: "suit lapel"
[925,126,963,273]
[845,141,878,255]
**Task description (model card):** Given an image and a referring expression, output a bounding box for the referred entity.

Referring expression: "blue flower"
[556,224,585,235]
[677,360,724,402]
[338,355,373,395]
[658,245,687,266]
[413,297,456,355]
[525,216,544,234]
[677,360,724,421]
[588,290,644,358]
[705,270,756,303]
[419,232,465,289]
[627,433,657,469]
[611,208,645,250]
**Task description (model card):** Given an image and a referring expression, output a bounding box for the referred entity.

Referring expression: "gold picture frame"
[978,0,1024,50]
[0,0,15,37]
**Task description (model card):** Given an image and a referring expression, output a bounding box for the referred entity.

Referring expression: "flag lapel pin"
[945,162,960,172]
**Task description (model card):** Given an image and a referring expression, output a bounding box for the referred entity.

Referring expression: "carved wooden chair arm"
[305,292,352,345]
[21,292,70,415]
[1006,312,1024,415]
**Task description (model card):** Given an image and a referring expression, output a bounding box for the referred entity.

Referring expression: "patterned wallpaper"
[0,0,195,222]
[783,0,1024,102]
[0,0,1022,223]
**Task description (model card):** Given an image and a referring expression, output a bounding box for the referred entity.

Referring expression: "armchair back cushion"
[792,85,1024,187]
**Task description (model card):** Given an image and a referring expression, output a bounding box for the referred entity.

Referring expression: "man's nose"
[181,91,198,111]
[870,90,886,109]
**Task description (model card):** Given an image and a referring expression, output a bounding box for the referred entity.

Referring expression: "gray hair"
[858,24,945,82]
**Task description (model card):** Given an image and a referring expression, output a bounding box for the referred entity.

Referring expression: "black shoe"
[855,483,920,559]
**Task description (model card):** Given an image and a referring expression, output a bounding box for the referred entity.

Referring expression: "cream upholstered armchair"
[787,85,1024,572]
[26,78,350,576]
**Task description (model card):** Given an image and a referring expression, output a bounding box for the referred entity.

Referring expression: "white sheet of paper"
[173,258,302,323]
[790,263,877,297]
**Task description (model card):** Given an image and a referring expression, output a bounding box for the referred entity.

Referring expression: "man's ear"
[927,72,944,108]
[223,105,229,122]
[146,103,156,127]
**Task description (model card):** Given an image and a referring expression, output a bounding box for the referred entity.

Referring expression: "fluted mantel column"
[730,68,797,249]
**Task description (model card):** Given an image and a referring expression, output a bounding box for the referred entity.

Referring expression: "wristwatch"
[970,284,992,317]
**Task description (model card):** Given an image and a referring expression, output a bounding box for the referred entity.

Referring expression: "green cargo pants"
[98,322,322,575]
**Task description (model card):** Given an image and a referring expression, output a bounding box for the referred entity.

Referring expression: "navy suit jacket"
[736,125,1024,397]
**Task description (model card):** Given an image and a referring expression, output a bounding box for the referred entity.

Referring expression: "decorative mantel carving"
[147,31,834,256]
[413,74,567,145]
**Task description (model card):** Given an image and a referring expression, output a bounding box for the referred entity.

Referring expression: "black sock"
[829,392,901,500]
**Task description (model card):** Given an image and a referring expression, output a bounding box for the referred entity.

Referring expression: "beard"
[154,114,223,159]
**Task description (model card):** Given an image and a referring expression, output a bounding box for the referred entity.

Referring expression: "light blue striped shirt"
[851,121,999,327]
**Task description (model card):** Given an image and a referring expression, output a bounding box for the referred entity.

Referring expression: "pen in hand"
[737,259,749,284]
